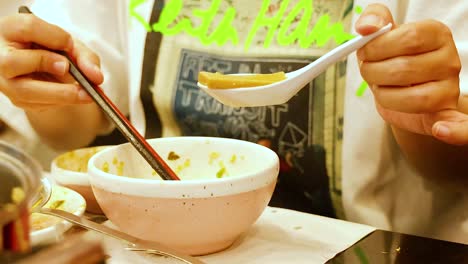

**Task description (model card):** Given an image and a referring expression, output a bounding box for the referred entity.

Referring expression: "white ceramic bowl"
[88,137,279,255]
[50,146,108,214]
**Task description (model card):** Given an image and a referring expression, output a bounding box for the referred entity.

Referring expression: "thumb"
[433,120,468,146]
[356,3,396,35]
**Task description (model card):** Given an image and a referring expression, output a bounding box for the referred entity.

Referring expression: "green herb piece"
[102,162,110,173]
[49,200,65,209]
[230,154,237,163]
[209,152,220,164]
[216,167,226,178]
[168,151,180,160]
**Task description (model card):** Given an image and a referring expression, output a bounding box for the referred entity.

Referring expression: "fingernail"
[92,64,104,81]
[53,61,68,75]
[435,124,450,138]
[93,64,102,75]
[84,60,100,74]
[359,15,384,27]
[78,89,91,101]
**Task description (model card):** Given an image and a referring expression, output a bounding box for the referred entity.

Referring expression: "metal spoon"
[32,178,205,264]
[197,23,392,107]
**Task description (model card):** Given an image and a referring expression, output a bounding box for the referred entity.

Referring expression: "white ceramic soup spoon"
[197,23,392,107]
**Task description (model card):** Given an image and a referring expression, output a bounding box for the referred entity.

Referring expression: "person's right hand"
[0,13,103,111]
[356,4,468,146]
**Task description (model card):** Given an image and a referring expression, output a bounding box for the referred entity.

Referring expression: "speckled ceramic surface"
[88,137,279,255]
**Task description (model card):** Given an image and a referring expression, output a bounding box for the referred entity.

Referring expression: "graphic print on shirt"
[139,0,165,139]
[138,0,353,218]
[171,50,346,217]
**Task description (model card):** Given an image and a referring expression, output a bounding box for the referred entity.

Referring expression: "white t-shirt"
[23,0,468,244]
[34,0,352,219]
[344,0,468,245]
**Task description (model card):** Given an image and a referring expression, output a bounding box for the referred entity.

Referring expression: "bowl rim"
[87,137,279,198]
[50,160,88,185]
[50,146,110,186]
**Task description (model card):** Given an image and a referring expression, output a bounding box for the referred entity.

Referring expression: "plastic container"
[0,141,42,253]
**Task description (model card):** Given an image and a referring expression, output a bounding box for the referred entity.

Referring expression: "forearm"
[26,103,108,151]
[391,95,468,192]
[392,128,468,190]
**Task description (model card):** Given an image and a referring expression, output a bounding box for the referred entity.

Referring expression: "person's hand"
[0,13,103,111]
[356,4,468,145]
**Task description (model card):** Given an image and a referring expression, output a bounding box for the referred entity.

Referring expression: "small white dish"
[198,24,392,107]
[30,184,86,246]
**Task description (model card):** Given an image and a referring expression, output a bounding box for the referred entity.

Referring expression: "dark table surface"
[327,230,468,264]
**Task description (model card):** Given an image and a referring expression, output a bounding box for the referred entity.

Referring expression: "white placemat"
[98,207,375,264]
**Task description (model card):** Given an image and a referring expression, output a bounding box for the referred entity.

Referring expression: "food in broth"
[167,151,180,161]
[103,151,249,180]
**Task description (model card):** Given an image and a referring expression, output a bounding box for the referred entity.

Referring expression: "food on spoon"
[198,71,286,89]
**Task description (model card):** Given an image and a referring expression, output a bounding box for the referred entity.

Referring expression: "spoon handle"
[40,208,205,264]
[294,23,393,88]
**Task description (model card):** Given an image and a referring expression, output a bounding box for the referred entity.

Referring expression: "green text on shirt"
[129,0,355,51]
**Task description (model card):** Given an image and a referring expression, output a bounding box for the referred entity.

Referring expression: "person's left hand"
[0,13,103,111]
[356,4,468,145]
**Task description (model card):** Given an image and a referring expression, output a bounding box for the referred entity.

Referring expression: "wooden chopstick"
[18,6,179,181]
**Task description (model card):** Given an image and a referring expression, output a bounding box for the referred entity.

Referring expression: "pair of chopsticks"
[18,6,179,181]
